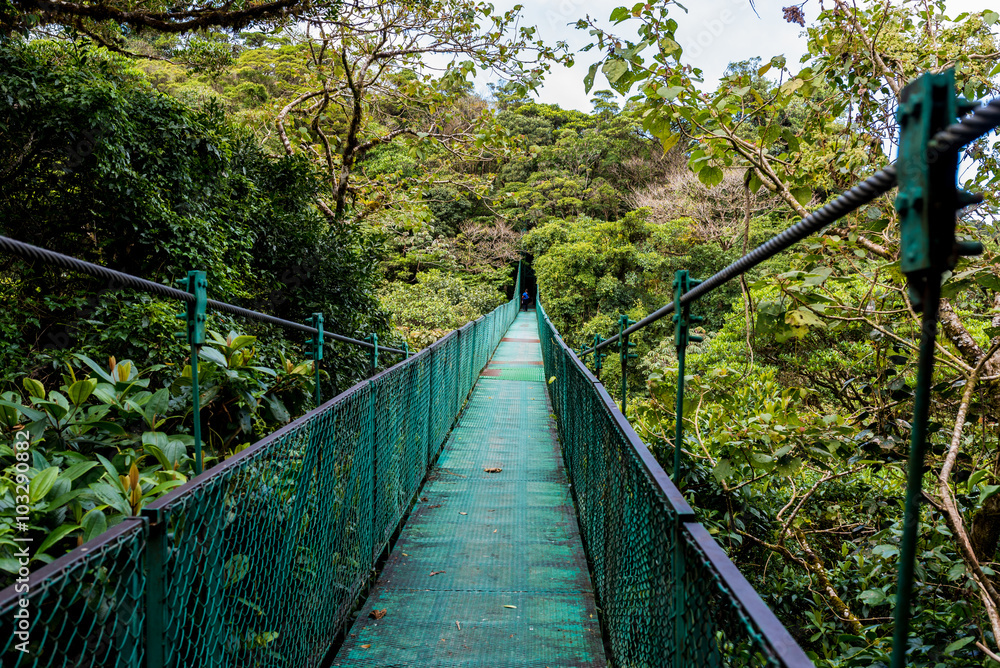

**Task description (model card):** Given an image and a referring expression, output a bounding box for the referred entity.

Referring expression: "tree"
[579,0,1000,661]
[273,0,570,221]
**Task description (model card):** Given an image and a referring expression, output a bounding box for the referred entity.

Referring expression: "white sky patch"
[467,0,992,112]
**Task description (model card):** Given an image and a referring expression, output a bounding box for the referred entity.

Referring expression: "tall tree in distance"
[275,0,570,221]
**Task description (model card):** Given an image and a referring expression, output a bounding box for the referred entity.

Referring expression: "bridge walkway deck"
[332,311,607,667]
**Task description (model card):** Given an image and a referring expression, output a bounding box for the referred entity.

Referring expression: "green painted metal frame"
[308,312,324,405]
[176,271,207,474]
[890,70,983,668]
[617,314,637,413]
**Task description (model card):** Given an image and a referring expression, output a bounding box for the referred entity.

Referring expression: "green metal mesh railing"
[537,299,813,668]
[1,519,147,666]
[1,280,520,668]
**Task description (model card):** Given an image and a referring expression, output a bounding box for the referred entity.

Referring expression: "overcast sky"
[480,0,991,112]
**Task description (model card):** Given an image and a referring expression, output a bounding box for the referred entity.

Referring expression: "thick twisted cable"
[0,234,404,355]
[584,165,899,355]
[929,97,1000,154]
[584,94,1000,357]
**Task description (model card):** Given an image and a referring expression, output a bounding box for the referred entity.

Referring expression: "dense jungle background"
[1,0,1000,664]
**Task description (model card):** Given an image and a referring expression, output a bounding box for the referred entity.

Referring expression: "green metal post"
[592,335,605,381]
[308,313,324,405]
[670,270,701,668]
[366,333,379,376]
[890,69,983,668]
[175,271,206,475]
[143,508,168,668]
[403,341,409,359]
[673,521,685,668]
[672,270,703,487]
[618,315,637,414]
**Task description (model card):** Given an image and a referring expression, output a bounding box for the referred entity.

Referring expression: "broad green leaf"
[199,346,229,368]
[858,589,885,606]
[74,355,115,384]
[142,431,169,449]
[145,479,184,497]
[584,63,597,94]
[944,636,975,653]
[228,335,257,353]
[785,309,825,328]
[61,461,99,482]
[91,384,117,405]
[975,273,1000,291]
[872,544,898,559]
[698,165,724,187]
[791,187,812,206]
[145,388,170,420]
[713,458,733,481]
[980,483,1000,505]
[88,481,131,515]
[30,467,59,503]
[984,10,999,25]
[67,378,98,406]
[35,524,80,558]
[82,509,108,543]
[609,6,630,22]
[23,378,45,400]
[602,60,628,85]
[0,400,46,422]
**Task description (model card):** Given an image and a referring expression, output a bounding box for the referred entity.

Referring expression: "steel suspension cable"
[0,234,406,355]
[582,95,1000,357]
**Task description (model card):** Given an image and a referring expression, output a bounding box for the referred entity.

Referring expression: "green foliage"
[0,38,386,387]
[380,270,509,349]
[0,338,316,585]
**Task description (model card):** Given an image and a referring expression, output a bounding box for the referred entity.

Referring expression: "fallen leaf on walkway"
[493,529,497,533]
[429,504,441,508]
[456,621,461,630]
[360,644,371,649]
[402,553,409,556]
[430,570,445,576]
[483,467,502,473]
[369,609,387,620]
[420,497,428,502]
[459,512,467,515]
[503,605,517,609]
[488,509,496,512]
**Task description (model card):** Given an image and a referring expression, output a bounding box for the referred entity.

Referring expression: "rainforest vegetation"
[1,0,1000,664]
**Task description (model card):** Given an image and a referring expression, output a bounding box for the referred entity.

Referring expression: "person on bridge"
[521,290,530,311]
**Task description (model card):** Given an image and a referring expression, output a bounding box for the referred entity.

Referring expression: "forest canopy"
[1,0,1000,665]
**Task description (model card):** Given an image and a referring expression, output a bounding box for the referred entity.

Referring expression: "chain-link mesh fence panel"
[0,519,147,668]
[2,277,520,668]
[536,299,812,668]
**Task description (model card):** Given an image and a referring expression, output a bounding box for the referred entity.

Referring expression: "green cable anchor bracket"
[174,271,207,475]
[366,333,379,376]
[307,313,324,405]
[672,270,703,488]
[891,69,984,668]
[618,314,637,414]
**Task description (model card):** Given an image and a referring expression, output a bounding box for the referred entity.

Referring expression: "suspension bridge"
[1,72,999,668]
